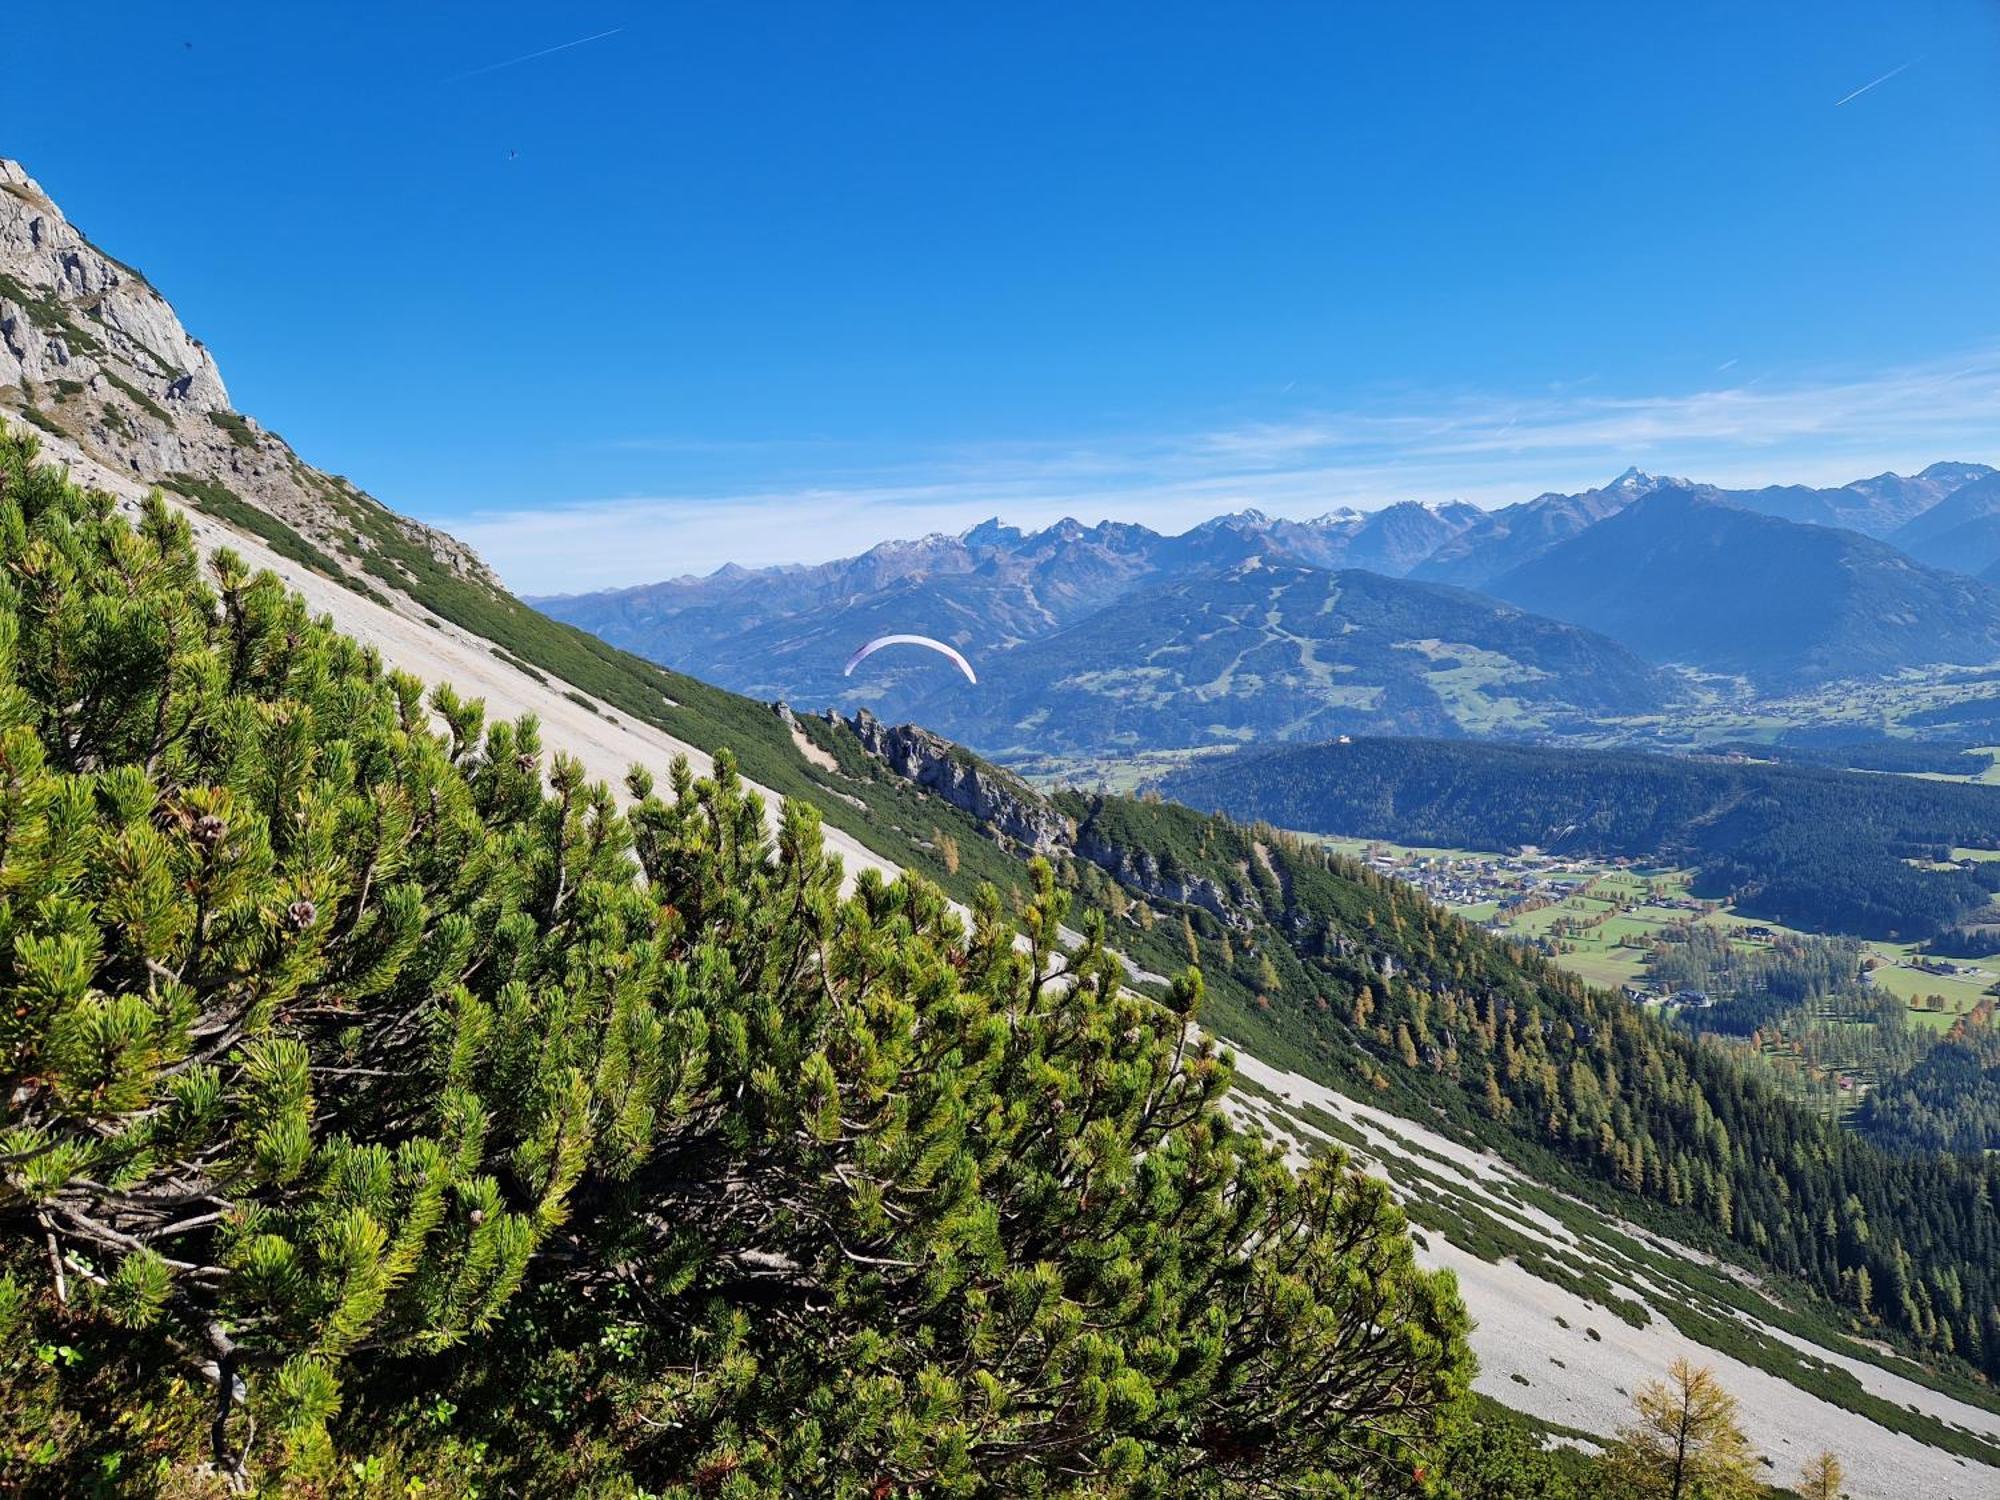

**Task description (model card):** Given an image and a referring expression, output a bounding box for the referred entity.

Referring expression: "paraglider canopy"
[842,634,977,685]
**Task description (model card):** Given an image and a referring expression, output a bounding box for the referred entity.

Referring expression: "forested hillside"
[797,709,2000,1399]
[1158,736,2000,939]
[1859,1028,2000,1156]
[1027,790,2000,1386]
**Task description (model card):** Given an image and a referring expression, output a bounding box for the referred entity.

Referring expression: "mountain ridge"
[1487,486,2000,686]
[897,558,1671,757]
[539,461,2000,723]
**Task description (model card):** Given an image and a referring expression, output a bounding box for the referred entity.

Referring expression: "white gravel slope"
[1226,1047,2000,1500]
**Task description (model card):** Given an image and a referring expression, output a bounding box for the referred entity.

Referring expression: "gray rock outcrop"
[840,709,1075,856]
[0,158,497,596]
[835,708,1253,931]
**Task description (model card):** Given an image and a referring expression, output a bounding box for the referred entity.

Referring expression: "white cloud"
[457,347,2000,594]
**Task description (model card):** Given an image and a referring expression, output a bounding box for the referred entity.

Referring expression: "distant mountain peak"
[864,531,955,556]
[1920,459,1997,481]
[1195,507,1272,530]
[960,516,1024,551]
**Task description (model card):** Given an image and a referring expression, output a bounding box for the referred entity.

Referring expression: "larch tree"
[1598,1358,1759,1500]
[1797,1450,1846,1500]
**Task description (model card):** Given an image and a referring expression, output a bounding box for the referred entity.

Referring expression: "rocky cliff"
[1069,831,1252,930]
[0,158,494,598]
[836,707,1252,927]
[839,709,1075,856]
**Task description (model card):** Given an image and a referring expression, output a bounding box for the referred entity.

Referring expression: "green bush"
[0,421,1472,1495]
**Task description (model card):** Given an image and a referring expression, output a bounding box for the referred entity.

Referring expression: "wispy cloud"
[461,348,2000,593]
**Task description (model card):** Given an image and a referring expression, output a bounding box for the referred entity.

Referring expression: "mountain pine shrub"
[0,422,1472,1495]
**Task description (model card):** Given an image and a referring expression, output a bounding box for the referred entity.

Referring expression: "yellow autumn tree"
[1798,1450,1846,1500]
[1599,1358,1759,1500]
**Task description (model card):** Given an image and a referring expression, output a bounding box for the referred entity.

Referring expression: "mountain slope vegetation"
[784,714,2000,1421]
[7,427,2000,1491]
[1003,789,2000,1399]
[0,430,1476,1495]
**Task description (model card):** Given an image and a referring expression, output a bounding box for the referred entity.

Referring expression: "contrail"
[446,26,624,83]
[1833,58,1917,107]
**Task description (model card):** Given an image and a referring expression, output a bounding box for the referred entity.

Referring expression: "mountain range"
[911,559,1666,756]
[1486,485,2000,685]
[540,459,2000,747]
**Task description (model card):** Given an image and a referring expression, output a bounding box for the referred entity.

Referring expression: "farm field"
[1856,942,1996,1028]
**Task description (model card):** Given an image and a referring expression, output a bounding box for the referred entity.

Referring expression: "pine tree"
[0,423,1479,1495]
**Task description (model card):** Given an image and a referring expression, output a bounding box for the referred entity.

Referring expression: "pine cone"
[192,814,227,848]
[287,899,317,932]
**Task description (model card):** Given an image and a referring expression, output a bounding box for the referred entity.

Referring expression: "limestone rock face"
[0,163,228,412]
[1068,832,1251,930]
[836,707,1254,931]
[841,709,1076,857]
[0,158,498,595]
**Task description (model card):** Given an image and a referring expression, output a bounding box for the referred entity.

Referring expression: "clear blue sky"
[9,2,2000,589]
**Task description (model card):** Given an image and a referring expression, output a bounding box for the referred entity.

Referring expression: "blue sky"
[9,2,2000,590]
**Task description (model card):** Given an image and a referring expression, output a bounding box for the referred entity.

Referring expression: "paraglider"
[842,634,977,685]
